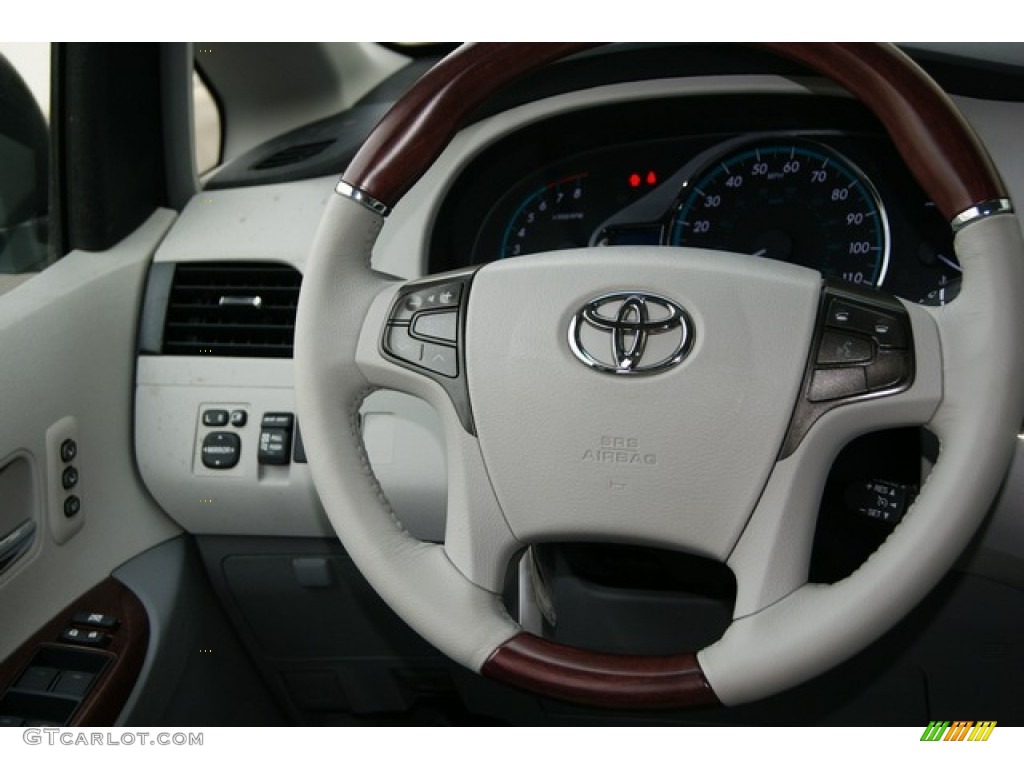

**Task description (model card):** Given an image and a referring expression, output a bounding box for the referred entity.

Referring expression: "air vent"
[162,262,302,358]
[251,140,335,170]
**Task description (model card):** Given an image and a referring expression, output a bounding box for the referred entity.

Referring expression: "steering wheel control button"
[201,431,241,469]
[412,310,458,343]
[391,282,464,322]
[382,271,476,431]
[781,285,915,458]
[202,409,230,427]
[866,350,909,391]
[826,298,908,348]
[61,466,79,490]
[846,479,911,524]
[63,495,81,518]
[386,325,423,363]
[229,410,248,427]
[60,438,77,463]
[816,331,874,365]
[420,343,458,377]
[809,367,867,402]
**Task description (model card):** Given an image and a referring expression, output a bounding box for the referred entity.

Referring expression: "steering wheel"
[294,43,1024,709]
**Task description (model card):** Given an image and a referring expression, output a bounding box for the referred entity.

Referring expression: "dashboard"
[430,94,960,305]
[136,63,1024,591]
[120,45,1024,724]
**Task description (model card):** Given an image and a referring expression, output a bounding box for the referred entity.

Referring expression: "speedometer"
[669,141,890,288]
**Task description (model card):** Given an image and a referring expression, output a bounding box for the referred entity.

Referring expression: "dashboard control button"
[258,428,292,465]
[202,409,229,427]
[60,438,77,463]
[412,310,458,343]
[61,466,79,490]
[865,350,909,391]
[230,410,248,427]
[72,611,120,629]
[201,432,241,469]
[63,495,81,518]
[817,331,873,365]
[809,367,867,402]
[261,412,294,429]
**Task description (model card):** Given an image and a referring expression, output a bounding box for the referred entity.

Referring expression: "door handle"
[0,520,35,575]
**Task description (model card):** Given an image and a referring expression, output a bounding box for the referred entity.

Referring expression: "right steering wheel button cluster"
[782,283,914,457]
[812,292,912,402]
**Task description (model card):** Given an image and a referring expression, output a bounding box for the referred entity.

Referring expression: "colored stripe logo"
[920,721,997,741]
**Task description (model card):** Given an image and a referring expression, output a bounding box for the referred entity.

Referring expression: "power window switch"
[15,665,59,692]
[72,611,120,629]
[52,671,95,698]
[60,627,111,648]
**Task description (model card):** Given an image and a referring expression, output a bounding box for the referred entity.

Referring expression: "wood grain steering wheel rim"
[295,43,1022,710]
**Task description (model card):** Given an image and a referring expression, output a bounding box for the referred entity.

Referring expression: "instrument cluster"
[429,94,960,305]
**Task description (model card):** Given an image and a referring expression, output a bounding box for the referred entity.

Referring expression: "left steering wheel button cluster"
[384,280,467,379]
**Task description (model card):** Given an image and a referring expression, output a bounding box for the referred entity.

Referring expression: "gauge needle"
[936,253,962,272]
[751,248,768,258]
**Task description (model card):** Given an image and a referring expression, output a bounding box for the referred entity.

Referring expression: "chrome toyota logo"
[568,292,694,375]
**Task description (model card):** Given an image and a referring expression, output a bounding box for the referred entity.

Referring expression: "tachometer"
[669,141,890,288]
[499,173,588,259]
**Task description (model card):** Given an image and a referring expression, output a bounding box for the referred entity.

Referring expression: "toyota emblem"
[568,292,694,375]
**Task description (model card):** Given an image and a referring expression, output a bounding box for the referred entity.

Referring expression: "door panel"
[0,211,181,661]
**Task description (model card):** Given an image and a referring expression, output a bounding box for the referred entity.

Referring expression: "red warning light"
[628,173,642,188]
[646,171,657,186]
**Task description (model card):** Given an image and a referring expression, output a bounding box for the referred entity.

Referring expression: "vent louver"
[162,262,302,358]
[252,140,335,170]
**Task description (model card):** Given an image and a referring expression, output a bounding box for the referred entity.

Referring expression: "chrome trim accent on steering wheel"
[951,198,1014,232]
[336,180,392,217]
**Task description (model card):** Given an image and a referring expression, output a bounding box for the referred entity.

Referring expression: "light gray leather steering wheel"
[294,43,1024,708]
